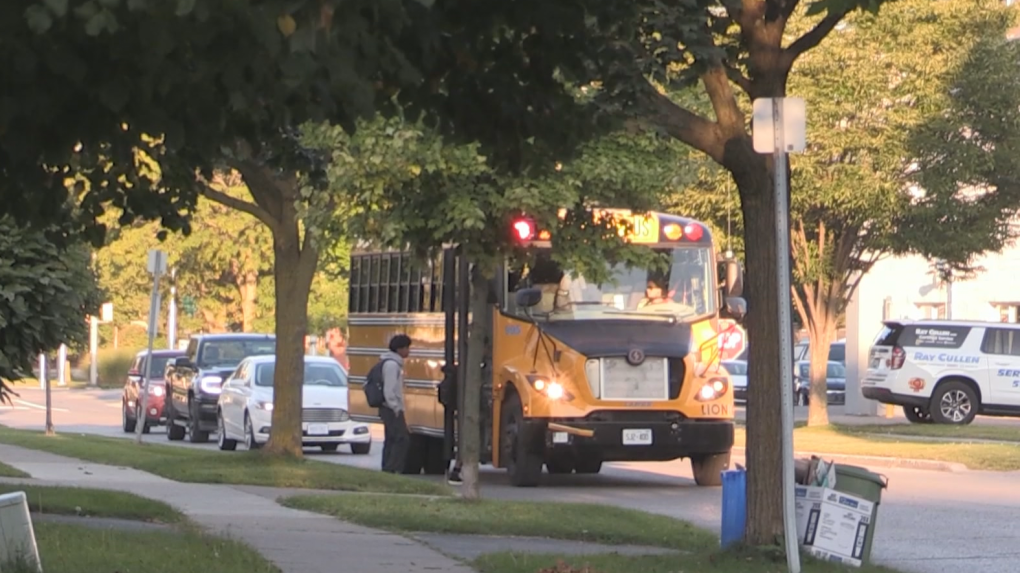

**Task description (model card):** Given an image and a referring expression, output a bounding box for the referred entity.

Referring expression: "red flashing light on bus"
[684,223,704,241]
[512,218,536,241]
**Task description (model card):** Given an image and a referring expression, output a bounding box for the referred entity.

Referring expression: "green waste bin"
[832,464,888,564]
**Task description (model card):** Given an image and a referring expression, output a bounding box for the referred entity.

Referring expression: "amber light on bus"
[695,377,729,401]
[526,374,574,401]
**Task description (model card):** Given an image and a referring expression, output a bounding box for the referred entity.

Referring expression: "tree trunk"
[238,271,258,332]
[264,218,318,458]
[807,323,835,426]
[460,266,490,500]
[733,150,786,547]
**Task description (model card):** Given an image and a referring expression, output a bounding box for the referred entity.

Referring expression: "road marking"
[12,399,69,412]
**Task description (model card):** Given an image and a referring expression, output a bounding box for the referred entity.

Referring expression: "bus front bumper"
[541,418,734,462]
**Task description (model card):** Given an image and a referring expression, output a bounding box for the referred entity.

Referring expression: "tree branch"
[725,62,753,98]
[636,85,727,163]
[199,182,282,236]
[781,0,802,19]
[702,65,746,134]
[785,11,849,64]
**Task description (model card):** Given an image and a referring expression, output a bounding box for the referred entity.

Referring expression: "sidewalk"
[0,443,474,573]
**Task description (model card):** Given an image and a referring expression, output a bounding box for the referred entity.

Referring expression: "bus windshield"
[515,247,716,321]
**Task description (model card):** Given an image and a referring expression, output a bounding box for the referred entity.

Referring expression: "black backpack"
[363,358,393,408]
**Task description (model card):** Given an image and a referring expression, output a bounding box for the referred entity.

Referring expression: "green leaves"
[0,217,102,399]
[24,4,52,33]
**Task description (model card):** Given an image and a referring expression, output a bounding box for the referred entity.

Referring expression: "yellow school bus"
[346,208,746,486]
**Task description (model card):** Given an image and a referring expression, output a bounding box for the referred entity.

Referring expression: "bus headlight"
[695,377,729,402]
[527,375,574,401]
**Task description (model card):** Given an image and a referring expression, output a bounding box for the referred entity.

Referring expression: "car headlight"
[255,400,273,411]
[526,375,573,401]
[199,375,223,394]
[695,377,729,402]
[148,385,164,397]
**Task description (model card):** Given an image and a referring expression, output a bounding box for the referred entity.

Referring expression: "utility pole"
[135,250,167,444]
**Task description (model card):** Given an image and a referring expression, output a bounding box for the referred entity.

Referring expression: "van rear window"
[896,325,969,349]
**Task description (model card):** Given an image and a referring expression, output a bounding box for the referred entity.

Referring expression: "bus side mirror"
[722,259,743,298]
[723,296,747,321]
[515,287,543,309]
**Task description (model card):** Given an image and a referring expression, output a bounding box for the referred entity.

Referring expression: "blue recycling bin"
[720,467,747,547]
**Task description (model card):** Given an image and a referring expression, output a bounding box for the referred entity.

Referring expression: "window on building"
[994,304,1020,323]
[916,303,946,320]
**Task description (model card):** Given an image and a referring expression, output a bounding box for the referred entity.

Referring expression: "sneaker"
[447,469,463,485]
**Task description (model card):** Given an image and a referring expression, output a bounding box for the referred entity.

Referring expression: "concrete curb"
[730,447,967,473]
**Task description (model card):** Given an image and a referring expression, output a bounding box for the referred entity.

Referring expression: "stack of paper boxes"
[794,458,874,568]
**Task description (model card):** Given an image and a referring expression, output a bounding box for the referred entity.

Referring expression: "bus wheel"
[691,452,730,486]
[401,435,426,474]
[502,393,543,487]
[423,436,447,475]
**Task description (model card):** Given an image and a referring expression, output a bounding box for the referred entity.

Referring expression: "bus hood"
[539,320,691,359]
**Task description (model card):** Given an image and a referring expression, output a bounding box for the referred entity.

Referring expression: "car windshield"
[140,355,176,378]
[254,362,348,387]
[722,361,747,376]
[199,339,276,368]
[827,363,846,378]
[513,247,716,322]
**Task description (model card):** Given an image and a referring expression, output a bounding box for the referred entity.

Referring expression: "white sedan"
[215,354,372,454]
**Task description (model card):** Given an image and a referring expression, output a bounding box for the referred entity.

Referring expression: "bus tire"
[401,435,426,474]
[691,451,730,487]
[423,436,447,475]
[502,393,543,487]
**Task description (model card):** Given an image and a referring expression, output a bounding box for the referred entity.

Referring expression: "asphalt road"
[4,387,1020,572]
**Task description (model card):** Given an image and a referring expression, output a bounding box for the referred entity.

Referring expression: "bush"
[79,348,138,388]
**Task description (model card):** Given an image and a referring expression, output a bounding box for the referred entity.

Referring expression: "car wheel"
[122,403,136,433]
[217,411,238,451]
[165,397,186,441]
[903,405,933,424]
[244,412,261,450]
[187,398,210,443]
[350,442,371,455]
[930,380,979,425]
[319,444,339,453]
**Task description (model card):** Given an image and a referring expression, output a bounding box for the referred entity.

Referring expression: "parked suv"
[863,320,1020,425]
[165,333,276,442]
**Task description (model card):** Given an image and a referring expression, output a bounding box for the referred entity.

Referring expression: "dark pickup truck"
[165,333,276,443]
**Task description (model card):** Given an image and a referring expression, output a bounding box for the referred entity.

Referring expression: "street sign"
[100,302,113,322]
[752,97,806,153]
[717,319,747,361]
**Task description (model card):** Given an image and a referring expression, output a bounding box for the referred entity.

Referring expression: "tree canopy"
[0,217,102,399]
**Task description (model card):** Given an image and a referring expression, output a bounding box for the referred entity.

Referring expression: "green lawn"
[0,484,183,523]
[733,425,1020,471]
[839,423,1020,442]
[4,522,281,573]
[282,494,716,550]
[0,426,449,496]
[0,460,29,477]
[475,547,902,573]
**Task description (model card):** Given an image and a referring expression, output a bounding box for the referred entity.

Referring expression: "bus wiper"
[602,310,677,322]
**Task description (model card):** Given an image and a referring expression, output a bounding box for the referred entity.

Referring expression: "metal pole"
[773,97,801,573]
[135,271,163,444]
[44,354,53,435]
[168,269,178,350]
[89,316,98,387]
[946,277,953,320]
[57,344,67,387]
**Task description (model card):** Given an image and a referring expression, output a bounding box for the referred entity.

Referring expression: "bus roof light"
[684,223,704,241]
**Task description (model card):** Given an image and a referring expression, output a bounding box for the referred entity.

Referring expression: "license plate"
[622,428,652,445]
[307,423,329,436]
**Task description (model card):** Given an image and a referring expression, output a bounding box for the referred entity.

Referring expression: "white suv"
[863,320,1020,425]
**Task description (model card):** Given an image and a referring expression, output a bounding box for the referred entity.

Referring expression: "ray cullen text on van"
[912,352,979,364]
